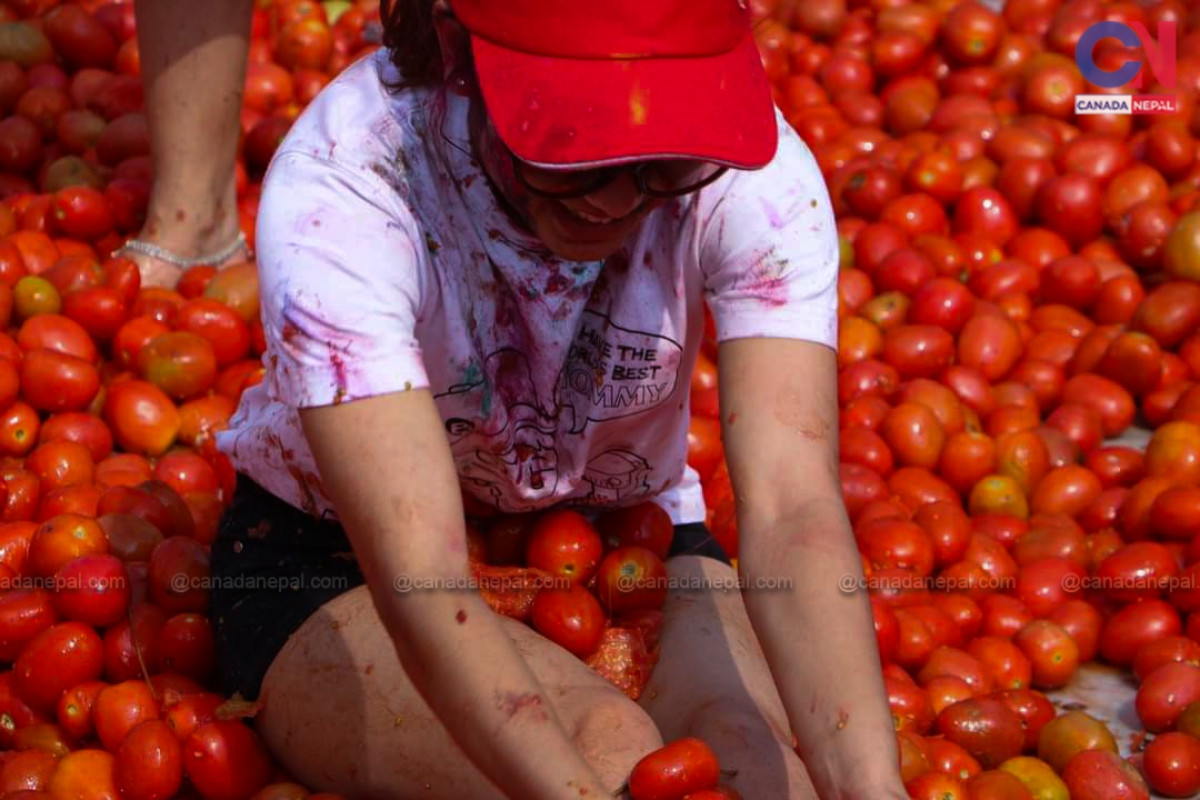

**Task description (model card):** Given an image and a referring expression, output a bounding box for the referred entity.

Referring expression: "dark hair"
[380,0,444,88]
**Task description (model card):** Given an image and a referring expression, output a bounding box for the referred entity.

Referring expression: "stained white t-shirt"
[215,50,838,525]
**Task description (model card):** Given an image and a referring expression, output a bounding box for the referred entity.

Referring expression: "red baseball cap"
[449,0,778,170]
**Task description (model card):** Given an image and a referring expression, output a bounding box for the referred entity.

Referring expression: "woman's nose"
[583,172,643,219]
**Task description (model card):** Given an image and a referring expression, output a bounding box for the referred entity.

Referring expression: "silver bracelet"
[113,231,251,269]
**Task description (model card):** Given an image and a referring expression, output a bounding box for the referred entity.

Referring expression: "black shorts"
[210,476,729,701]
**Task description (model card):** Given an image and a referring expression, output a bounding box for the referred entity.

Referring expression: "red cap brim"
[470,29,778,171]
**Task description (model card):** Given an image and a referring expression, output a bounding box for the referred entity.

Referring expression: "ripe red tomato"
[1036,710,1118,775]
[887,671,935,734]
[1061,747,1150,800]
[1096,542,1178,603]
[0,746,58,791]
[26,513,107,578]
[529,584,606,658]
[524,510,603,585]
[94,679,160,753]
[42,5,117,70]
[935,696,1024,769]
[51,186,112,240]
[136,331,218,401]
[872,597,900,664]
[1013,619,1078,689]
[916,646,991,695]
[906,772,968,800]
[908,277,976,335]
[858,517,936,577]
[47,748,119,799]
[1136,662,1200,733]
[19,348,100,413]
[184,721,273,800]
[1014,557,1083,619]
[52,553,129,627]
[595,546,668,615]
[147,536,209,615]
[1133,636,1200,683]
[115,719,183,800]
[881,402,946,469]
[0,586,56,662]
[102,379,181,456]
[595,502,673,560]
[62,285,127,343]
[1036,173,1104,247]
[1099,599,1182,666]
[965,636,1032,691]
[152,451,218,497]
[156,612,216,683]
[162,692,223,743]
[980,594,1033,639]
[882,325,955,380]
[13,621,104,714]
[954,187,1019,246]
[628,738,720,800]
[685,415,723,483]
[174,298,252,368]
[56,678,105,742]
[1142,732,1200,798]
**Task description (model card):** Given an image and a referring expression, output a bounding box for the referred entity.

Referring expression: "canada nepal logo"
[1074,20,1177,116]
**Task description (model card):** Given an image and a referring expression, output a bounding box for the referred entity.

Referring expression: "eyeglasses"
[511,153,728,199]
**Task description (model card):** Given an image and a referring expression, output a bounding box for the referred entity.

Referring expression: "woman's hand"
[300,391,613,800]
[714,338,906,800]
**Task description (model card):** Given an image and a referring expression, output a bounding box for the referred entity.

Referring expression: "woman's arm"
[299,390,614,800]
[716,337,906,800]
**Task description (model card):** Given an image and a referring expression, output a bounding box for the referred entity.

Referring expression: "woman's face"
[469,106,663,262]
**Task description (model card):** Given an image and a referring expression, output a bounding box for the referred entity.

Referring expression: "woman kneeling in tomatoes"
[209,1,905,797]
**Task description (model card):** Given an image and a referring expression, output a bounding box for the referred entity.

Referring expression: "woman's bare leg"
[131,0,253,287]
[255,586,664,798]
[639,556,819,799]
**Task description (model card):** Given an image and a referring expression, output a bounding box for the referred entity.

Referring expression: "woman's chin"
[533,203,640,262]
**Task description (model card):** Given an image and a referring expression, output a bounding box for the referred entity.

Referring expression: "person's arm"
[251,148,614,798]
[694,114,904,798]
[299,392,613,799]
[718,338,906,800]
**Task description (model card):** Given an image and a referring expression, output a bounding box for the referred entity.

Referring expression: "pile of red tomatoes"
[0,1,377,798]
[0,0,1197,798]
[694,0,1200,797]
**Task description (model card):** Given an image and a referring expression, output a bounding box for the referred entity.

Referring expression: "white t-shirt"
[215,51,839,525]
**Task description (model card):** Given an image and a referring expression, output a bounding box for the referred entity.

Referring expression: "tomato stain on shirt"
[760,197,785,230]
[742,250,790,308]
[328,345,350,405]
